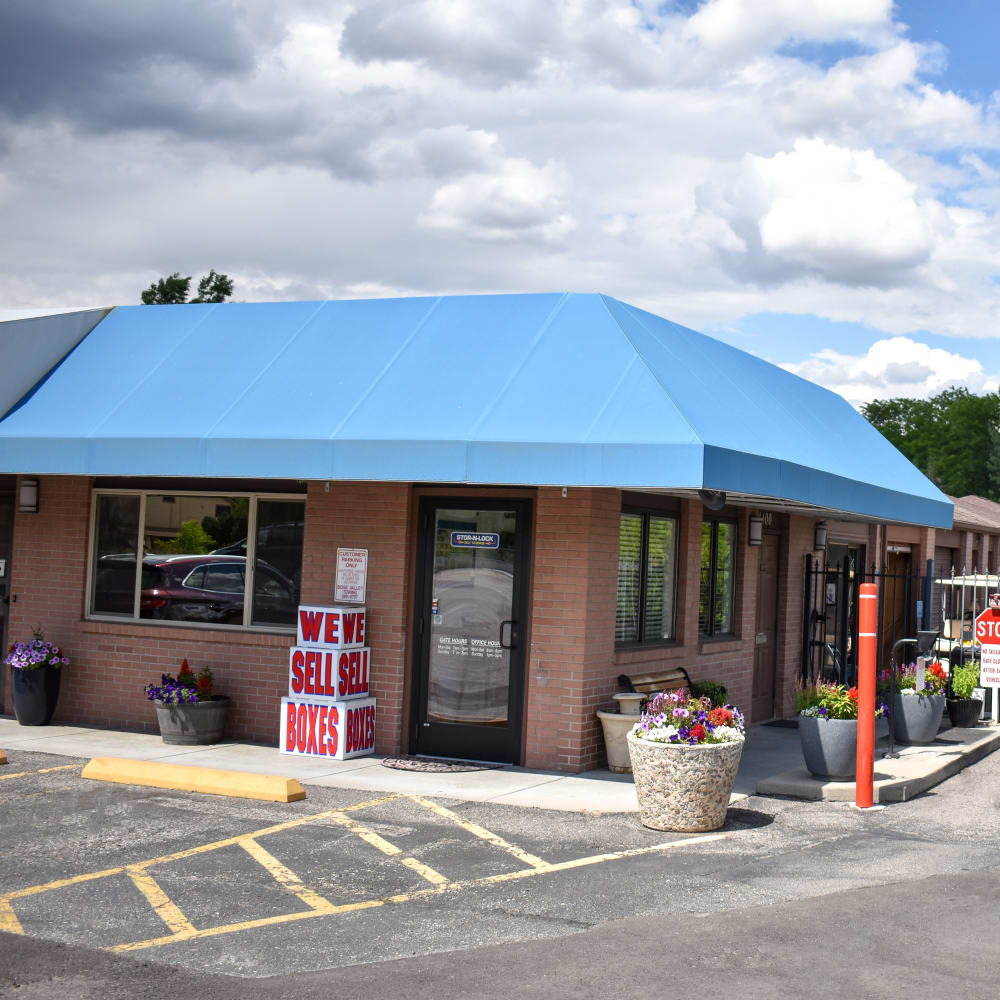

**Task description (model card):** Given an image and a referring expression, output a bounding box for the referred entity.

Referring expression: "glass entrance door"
[413,499,530,763]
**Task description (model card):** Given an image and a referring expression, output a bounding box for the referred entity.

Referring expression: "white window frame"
[85,488,304,633]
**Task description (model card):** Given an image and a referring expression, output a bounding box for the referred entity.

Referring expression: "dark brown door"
[752,532,780,722]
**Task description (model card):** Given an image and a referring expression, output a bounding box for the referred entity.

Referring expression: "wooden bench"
[617,665,693,696]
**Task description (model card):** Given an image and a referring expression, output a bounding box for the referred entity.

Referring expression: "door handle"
[499,620,516,649]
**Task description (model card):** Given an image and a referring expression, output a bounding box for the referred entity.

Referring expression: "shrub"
[690,680,728,708]
[951,662,980,700]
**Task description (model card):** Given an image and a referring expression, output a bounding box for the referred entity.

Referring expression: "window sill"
[697,635,744,654]
[80,618,295,647]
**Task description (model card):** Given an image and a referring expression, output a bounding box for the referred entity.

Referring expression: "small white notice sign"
[335,548,368,603]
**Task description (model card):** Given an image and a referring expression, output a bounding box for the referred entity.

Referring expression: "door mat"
[381,756,504,773]
[762,719,799,729]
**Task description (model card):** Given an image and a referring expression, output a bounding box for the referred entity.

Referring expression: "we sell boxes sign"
[281,605,376,760]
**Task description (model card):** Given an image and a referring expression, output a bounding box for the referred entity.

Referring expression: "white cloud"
[700,138,946,286]
[782,337,999,406]
[419,158,576,243]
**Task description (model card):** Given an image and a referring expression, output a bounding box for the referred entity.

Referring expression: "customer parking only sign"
[281,605,376,759]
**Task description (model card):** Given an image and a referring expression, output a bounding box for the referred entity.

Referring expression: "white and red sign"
[335,548,368,603]
[283,604,376,759]
[288,646,370,700]
[974,607,1000,686]
[296,605,366,648]
[280,696,376,759]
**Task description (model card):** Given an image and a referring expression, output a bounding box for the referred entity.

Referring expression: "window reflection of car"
[132,554,297,624]
[212,521,304,583]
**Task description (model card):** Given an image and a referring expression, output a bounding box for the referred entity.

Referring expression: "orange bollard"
[856,582,878,808]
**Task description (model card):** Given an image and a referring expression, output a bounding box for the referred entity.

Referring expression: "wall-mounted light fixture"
[814,520,828,551]
[18,477,39,513]
[748,515,764,546]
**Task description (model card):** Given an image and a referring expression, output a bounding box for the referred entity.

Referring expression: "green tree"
[151,520,217,555]
[863,388,1000,500]
[141,270,233,305]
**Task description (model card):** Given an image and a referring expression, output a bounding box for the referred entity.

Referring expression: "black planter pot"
[11,665,63,726]
[947,697,982,728]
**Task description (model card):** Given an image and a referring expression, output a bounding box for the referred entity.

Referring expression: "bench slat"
[617,665,692,695]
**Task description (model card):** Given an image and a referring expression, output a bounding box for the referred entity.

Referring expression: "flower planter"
[798,716,860,779]
[153,697,231,745]
[10,665,62,726]
[892,692,946,745]
[626,731,743,832]
[947,697,982,728]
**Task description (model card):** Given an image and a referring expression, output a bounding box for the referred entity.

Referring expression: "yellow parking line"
[408,795,549,870]
[326,810,449,886]
[239,838,332,911]
[1,795,401,901]
[126,869,196,936]
[400,857,451,887]
[107,832,727,953]
[0,899,24,935]
[0,763,84,782]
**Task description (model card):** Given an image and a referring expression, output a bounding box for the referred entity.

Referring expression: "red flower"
[929,662,947,681]
[707,707,733,727]
[195,673,213,698]
[688,724,706,743]
[847,687,859,701]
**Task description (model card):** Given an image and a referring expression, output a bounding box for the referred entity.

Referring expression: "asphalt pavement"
[2,741,1000,997]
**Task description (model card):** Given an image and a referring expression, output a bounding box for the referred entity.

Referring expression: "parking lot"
[0,747,765,977]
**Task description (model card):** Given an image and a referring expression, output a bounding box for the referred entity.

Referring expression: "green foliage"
[201,498,249,549]
[690,679,728,708]
[150,520,217,554]
[862,388,1000,500]
[951,662,980,699]
[141,270,233,305]
[795,680,866,720]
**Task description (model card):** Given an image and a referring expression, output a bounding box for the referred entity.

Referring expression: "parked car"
[138,554,298,625]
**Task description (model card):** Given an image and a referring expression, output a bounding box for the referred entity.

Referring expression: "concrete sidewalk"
[1,716,997,810]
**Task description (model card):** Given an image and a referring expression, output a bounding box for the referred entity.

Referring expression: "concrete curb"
[756,727,1000,802]
[81,757,307,802]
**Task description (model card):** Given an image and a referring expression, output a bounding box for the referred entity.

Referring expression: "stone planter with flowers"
[626,689,745,832]
[145,659,230,745]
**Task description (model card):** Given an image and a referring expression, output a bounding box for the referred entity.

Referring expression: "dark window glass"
[251,500,304,626]
[616,510,678,645]
[700,519,737,637]
[91,492,303,630]
[91,495,140,615]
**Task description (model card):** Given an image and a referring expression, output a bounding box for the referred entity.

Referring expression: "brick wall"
[4,476,410,750]
[300,481,410,755]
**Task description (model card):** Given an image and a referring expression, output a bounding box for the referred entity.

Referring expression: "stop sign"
[974,606,1000,645]
[974,605,1000,687]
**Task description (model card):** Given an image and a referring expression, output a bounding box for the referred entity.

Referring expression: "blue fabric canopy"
[0,293,952,527]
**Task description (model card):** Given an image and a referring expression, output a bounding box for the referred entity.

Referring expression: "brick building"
[0,295,952,771]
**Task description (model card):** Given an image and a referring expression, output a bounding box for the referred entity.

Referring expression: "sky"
[1,0,999,407]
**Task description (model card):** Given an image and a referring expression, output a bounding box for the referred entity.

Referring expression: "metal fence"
[803,556,994,687]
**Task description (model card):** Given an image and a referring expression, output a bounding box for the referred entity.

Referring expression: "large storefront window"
[616,510,678,645]
[89,491,304,628]
[699,518,736,636]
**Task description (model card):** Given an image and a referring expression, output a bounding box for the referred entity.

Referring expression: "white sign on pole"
[335,548,368,603]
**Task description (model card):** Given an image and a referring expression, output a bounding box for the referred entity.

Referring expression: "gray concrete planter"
[153,696,231,745]
[893,692,945,745]
[798,715,858,780]
[626,731,743,832]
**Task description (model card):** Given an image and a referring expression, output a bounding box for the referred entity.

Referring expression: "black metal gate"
[802,555,934,685]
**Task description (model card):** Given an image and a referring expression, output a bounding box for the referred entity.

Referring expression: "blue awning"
[0,293,952,528]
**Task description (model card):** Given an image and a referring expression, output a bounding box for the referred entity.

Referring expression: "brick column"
[302,482,411,756]
[524,487,620,772]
